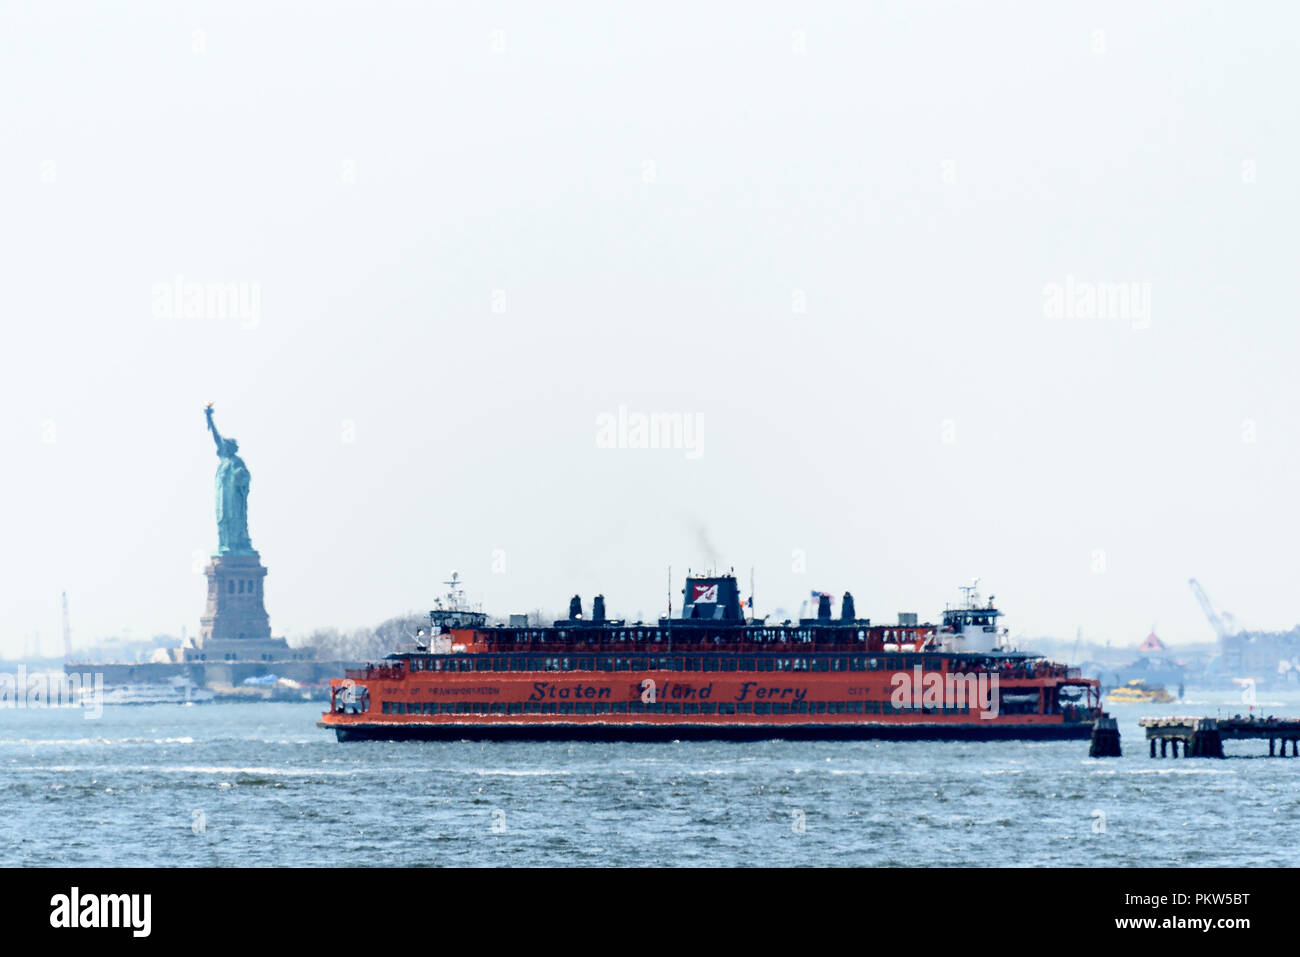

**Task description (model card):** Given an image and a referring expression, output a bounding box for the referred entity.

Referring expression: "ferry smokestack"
[817,594,832,619]
[593,595,606,623]
[568,595,583,620]
[841,592,855,622]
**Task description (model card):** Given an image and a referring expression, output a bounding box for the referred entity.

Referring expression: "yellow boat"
[1107,679,1174,704]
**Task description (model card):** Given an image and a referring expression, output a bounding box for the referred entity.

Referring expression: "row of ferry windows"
[489,629,871,642]
[405,655,953,674]
[381,700,975,716]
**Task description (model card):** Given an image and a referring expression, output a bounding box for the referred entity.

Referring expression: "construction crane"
[1188,578,1236,640]
[61,591,72,661]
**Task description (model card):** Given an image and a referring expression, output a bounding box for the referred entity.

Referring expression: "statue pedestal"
[191,552,290,661]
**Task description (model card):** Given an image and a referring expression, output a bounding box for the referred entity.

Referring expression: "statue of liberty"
[204,404,255,555]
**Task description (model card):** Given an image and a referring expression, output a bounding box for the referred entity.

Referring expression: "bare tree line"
[292,613,427,661]
[291,608,580,661]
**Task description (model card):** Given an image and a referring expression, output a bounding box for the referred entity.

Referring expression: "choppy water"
[2,690,1298,866]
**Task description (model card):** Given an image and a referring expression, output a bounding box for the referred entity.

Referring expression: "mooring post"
[1161,738,1167,757]
[1089,716,1121,758]
[1149,737,1156,758]
[1270,738,1276,757]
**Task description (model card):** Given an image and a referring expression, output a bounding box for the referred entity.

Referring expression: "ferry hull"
[318,719,1095,743]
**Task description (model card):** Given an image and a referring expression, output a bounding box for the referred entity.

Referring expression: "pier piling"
[1189,719,1223,758]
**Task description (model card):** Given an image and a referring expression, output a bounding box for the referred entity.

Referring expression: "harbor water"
[3,690,1298,867]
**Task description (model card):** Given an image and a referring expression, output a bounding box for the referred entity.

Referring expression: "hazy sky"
[4,2,1299,656]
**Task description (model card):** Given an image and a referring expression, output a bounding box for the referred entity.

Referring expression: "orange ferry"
[319,572,1101,741]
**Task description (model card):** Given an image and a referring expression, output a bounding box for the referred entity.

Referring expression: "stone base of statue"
[188,552,291,661]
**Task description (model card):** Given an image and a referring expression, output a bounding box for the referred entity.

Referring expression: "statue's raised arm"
[205,403,224,453]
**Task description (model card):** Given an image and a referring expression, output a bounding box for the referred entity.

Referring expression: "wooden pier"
[1139,716,1300,758]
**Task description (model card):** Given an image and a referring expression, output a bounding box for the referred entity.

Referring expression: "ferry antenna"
[60,590,72,657]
